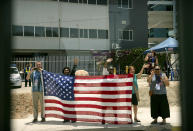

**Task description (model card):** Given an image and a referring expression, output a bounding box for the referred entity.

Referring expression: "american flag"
[43,71,133,124]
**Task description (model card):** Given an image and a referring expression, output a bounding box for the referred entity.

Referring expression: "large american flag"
[43,70,133,124]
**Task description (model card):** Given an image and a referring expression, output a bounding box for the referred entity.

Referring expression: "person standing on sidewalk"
[24,63,31,87]
[26,61,45,123]
[62,58,78,123]
[128,64,148,123]
[147,65,170,125]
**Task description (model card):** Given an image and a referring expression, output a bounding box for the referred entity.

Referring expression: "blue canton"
[42,70,75,101]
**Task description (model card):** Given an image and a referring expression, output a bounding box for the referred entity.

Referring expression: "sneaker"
[63,119,70,123]
[41,118,46,122]
[32,119,37,123]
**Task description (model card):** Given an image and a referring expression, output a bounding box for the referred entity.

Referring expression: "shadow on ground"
[25,121,176,131]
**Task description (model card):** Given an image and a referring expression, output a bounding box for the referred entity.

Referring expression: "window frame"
[98,29,108,39]
[117,0,133,9]
[60,27,70,38]
[46,27,53,37]
[70,28,79,38]
[24,26,35,37]
[89,29,98,39]
[88,0,97,5]
[118,29,133,41]
[12,25,24,36]
[35,26,45,37]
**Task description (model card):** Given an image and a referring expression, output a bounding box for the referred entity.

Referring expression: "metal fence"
[11,55,98,80]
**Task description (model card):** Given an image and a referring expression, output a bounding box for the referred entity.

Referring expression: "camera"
[33,67,38,70]
[155,75,161,83]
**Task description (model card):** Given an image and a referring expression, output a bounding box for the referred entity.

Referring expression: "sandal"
[160,121,166,125]
[151,120,157,124]
[134,119,141,122]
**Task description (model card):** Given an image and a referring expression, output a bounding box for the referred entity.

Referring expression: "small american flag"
[43,71,133,124]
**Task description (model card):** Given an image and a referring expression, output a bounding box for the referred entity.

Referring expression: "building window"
[80,29,84,38]
[128,0,133,9]
[80,29,89,38]
[89,29,97,39]
[79,0,87,4]
[118,0,133,9]
[149,28,169,38]
[69,0,78,3]
[12,25,23,36]
[97,0,107,5]
[53,27,59,37]
[70,28,79,38]
[24,26,34,36]
[60,28,69,38]
[148,4,173,11]
[119,30,133,41]
[35,27,45,37]
[46,27,52,37]
[122,0,128,8]
[88,0,96,5]
[60,0,69,2]
[59,0,68,2]
[84,29,88,38]
[98,29,108,39]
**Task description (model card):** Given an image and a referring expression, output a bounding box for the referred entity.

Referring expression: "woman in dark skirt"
[147,65,170,125]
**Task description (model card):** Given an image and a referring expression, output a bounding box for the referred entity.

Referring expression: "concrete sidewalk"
[11,107,181,131]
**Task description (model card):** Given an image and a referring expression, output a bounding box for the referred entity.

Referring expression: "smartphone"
[155,75,161,83]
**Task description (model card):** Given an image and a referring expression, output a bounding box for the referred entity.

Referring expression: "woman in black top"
[62,58,78,123]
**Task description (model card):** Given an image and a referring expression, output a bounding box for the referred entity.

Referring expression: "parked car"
[10,66,22,88]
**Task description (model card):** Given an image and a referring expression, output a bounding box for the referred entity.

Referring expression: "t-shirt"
[150,73,167,94]
[30,70,43,92]
[102,67,109,75]
[132,74,138,94]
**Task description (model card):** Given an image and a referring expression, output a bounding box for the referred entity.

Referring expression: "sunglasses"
[155,69,160,70]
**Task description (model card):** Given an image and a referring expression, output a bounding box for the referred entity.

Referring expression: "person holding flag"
[26,61,45,123]
[62,58,78,123]
[127,64,149,123]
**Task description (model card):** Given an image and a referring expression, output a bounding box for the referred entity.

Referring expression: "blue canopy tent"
[144,37,178,54]
[144,37,179,80]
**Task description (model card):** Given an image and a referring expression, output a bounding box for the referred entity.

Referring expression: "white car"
[10,66,22,88]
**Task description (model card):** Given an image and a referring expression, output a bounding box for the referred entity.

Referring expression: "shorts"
[132,94,138,105]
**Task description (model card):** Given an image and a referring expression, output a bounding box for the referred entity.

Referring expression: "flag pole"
[40,69,45,118]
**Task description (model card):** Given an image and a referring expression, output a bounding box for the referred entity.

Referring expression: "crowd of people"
[25,50,170,125]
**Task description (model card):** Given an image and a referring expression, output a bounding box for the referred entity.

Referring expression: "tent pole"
[166,48,169,78]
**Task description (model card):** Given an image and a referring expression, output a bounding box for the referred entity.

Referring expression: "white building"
[11,0,148,74]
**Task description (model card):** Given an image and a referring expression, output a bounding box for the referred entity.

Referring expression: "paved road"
[11,107,181,131]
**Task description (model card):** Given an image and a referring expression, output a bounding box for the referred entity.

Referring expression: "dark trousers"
[25,73,31,87]
[150,94,170,119]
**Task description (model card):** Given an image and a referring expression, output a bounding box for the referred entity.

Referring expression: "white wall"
[12,0,110,50]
